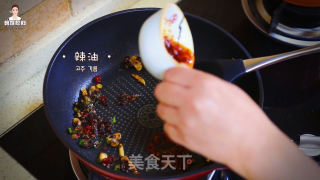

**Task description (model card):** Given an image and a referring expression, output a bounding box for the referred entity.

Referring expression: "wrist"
[226,115,281,178]
[229,119,320,180]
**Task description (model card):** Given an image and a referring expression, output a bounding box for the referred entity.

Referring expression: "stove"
[1,0,320,179]
[242,0,320,46]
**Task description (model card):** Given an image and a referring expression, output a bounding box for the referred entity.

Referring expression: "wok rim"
[43,8,264,179]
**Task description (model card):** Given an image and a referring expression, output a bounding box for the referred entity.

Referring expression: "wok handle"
[243,43,320,73]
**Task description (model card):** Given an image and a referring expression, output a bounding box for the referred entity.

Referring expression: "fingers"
[163,67,223,87]
[156,103,180,125]
[163,67,196,87]
[154,81,188,107]
[163,123,184,145]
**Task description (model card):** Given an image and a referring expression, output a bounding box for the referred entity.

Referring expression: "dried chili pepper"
[123,56,143,71]
[84,125,92,135]
[117,92,139,106]
[93,75,101,84]
[70,71,146,174]
[131,74,146,86]
[100,95,107,106]
[129,56,143,71]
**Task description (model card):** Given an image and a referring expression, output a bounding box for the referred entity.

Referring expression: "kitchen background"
[1,0,319,179]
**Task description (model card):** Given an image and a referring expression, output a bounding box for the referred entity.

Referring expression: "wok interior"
[44,9,262,178]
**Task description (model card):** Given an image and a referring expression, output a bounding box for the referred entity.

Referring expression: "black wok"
[44,8,263,179]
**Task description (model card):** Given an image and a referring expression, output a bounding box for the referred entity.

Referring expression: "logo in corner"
[4,4,26,28]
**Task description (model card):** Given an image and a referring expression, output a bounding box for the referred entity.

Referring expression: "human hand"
[154,67,271,163]
[154,67,320,179]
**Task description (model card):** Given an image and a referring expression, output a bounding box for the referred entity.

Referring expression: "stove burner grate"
[242,0,320,46]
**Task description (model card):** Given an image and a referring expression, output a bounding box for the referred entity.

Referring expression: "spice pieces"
[93,75,102,84]
[147,132,194,171]
[124,56,143,71]
[106,132,122,147]
[117,92,139,106]
[68,75,113,149]
[100,95,107,106]
[120,155,139,174]
[123,56,146,86]
[99,138,139,174]
[118,143,125,157]
[118,144,139,174]
[131,74,146,86]
[100,132,139,174]
[69,72,143,174]
[98,152,117,168]
[70,108,114,149]
[124,56,146,86]
[112,116,116,124]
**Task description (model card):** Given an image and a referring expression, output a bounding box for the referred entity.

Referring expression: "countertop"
[0,0,179,136]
